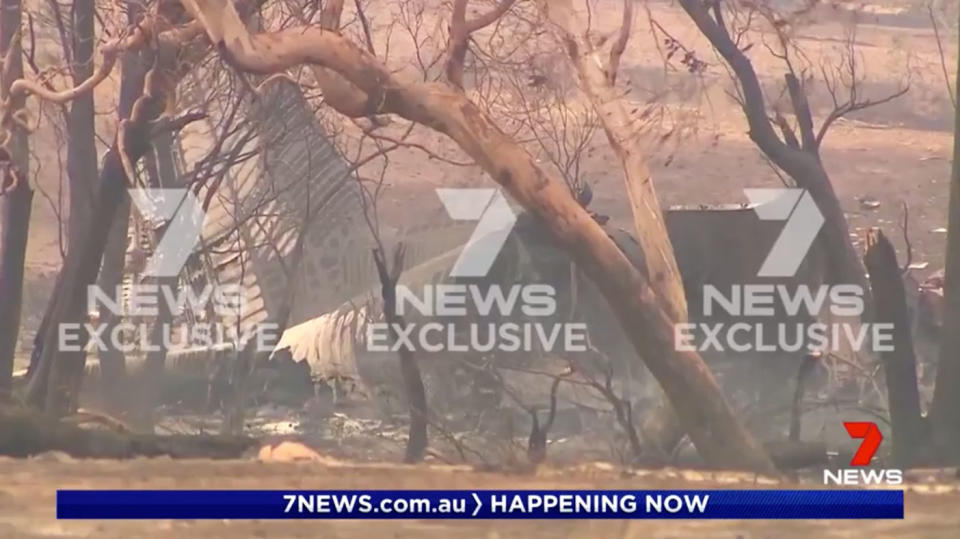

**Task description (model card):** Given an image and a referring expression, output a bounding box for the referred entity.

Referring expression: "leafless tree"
[0,0,31,402]
[9,1,211,413]
[678,0,910,314]
[932,3,960,462]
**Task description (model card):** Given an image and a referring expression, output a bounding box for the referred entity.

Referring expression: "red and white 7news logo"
[844,421,883,466]
[823,421,902,485]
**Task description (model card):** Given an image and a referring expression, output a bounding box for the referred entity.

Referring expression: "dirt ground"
[0,458,957,538]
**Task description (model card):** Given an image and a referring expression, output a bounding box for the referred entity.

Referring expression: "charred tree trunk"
[25,40,181,415]
[373,245,428,463]
[864,229,927,467]
[222,198,312,435]
[63,0,120,408]
[932,16,960,460]
[220,277,300,435]
[133,131,177,430]
[0,0,32,401]
[65,0,98,256]
[27,155,136,413]
[95,200,130,410]
[25,277,59,383]
[94,28,149,412]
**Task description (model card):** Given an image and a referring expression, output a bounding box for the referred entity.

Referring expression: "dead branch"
[0,406,256,458]
[928,4,957,109]
[784,72,816,150]
[527,368,567,465]
[569,349,644,461]
[789,352,819,442]
[900,201,913,275]
[373,243,429,463]
[815,86,910,148]
[361,128,474,167]
[148,110,207,136]
[679,0,793,163]
[445,0,517,89]
[353,0,376,54]
[864,228,928,466]
[22,12,68,122]
[607,0,633,84]
[7,26,132,104]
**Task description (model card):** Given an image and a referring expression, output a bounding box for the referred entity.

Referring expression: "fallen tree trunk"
[0,407,256,458]
[764,440,828,470]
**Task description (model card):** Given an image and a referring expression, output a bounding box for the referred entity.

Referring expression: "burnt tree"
[863,229,927,466]
[373,244,428,463]
[0,0,32,401]
[678,0,909,313]
[932,4,960,460]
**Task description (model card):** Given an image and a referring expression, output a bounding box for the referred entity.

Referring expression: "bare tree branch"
[929,3,957,110]
[784,72,816,151]
[679,0,794,164]
[445,0,517,88]
[607,0,633,84]
[815,85,910,148]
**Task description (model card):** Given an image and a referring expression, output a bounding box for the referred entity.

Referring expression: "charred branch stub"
[864,229,928,467]
[527,371,565,465]
[0,147,24,195]
[373,244,428,463]
[789,352,820,443]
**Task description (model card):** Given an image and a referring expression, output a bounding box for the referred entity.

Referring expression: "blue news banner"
[57,489,903,519]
